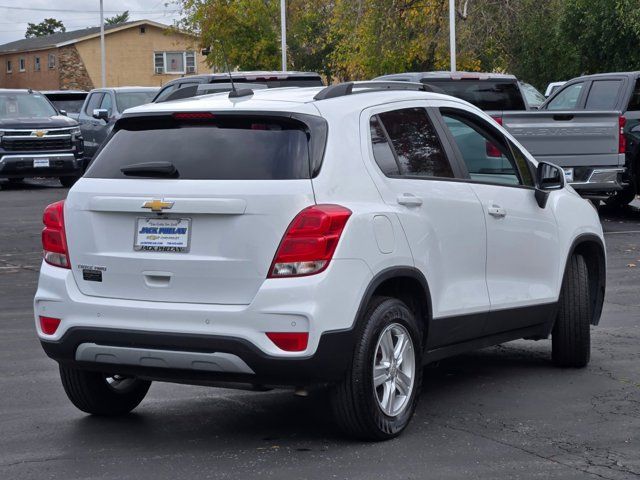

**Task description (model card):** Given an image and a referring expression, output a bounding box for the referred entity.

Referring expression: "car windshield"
[423,79,527,111]
[0,92,57,118]
[115,91,157,112]
[48,98,85,113]
[520,82,546,108]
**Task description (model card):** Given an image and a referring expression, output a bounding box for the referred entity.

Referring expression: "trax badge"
[142,199,174,212]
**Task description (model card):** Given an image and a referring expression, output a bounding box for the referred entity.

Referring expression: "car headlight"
[70,127,81,136]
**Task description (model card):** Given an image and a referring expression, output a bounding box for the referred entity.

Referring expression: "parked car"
[0,89,84,187]
[78,87,158,159]
[42,90,88,120]
[375,72,626,202]
[152,71,324,103]
[545,81,566,97]
[519,81,546,109]
[35,81,605,440]
[373,71,531,113]
[540,71,640,206]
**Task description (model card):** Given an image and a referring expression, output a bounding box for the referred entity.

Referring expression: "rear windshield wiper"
[120,161,179,178]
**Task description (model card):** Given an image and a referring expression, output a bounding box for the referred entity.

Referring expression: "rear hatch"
[65,112,326,304]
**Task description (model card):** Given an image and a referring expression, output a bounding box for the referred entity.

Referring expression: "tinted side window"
[627,78,640,111]
[546,82,584,110]
[441,111,523,186]
[423,80,527,111]
[585,80,622,110]
[377,108,453,178]
[369,116,400,176]
[84,93,103,114]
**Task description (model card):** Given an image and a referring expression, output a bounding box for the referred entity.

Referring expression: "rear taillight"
[42,200,70,269]
[486,116,504,157]
[268,204,352,278]
[619,116,626,154]
[266,332,309,351]
[39,316,61,335]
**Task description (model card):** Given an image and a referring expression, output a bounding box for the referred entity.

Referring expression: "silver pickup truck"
[374,71,625,202]
[501,110,624,200]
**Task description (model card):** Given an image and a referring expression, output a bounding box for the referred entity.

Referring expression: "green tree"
[105,11,130,25]
[25,18,66,38]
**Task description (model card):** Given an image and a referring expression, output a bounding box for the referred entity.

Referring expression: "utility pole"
[449,0,456,72]
[280,0,287,72]
[100,0,106,87]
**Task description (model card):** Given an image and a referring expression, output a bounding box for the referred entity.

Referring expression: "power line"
[0,5,179,14]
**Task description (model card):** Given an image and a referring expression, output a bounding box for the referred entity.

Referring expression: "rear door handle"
[397,193,423,207]
[487,205,506,218]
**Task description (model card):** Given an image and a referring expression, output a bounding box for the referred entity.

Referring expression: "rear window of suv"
[86,114,323,180]
[422,79,526,111]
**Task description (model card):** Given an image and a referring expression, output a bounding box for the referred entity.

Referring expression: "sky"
[0,1,182,45]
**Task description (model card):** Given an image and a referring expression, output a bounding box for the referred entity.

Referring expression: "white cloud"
[0,0,182,45]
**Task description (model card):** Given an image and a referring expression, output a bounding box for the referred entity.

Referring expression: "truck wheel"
[59,176,79,188]
[605,186,636,207]
[552,254,591,368]
[59,365,151,415]
[331,296,422,440]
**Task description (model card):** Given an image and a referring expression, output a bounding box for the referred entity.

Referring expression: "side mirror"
[535,161,565,208]
[92,108,109,121]
[59,109,67,116]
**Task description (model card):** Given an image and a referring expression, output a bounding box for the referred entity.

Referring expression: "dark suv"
[153,71,324,103]
[0,89,84,187]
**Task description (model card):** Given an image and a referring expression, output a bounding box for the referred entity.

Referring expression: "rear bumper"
[569,167,625,196]
[0,152,85,178]
[40,326,355,386]
[34,258,372,385]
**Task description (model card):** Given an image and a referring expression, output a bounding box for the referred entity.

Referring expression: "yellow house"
[0,20,208,90]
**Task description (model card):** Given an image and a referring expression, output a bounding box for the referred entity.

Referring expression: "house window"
[19,57,25,72]
[34,56,41,71]
[140,26,146,34]
[153,51,196,75]
[6,60,12,73]
[48,53,56,69]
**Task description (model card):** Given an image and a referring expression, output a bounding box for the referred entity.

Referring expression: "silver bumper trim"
[75,343,255,374]
[570,168,624,186]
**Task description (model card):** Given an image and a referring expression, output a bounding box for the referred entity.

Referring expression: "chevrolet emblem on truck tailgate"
[142,199,174,212]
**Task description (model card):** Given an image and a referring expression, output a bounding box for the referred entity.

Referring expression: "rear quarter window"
[585,80,623,110]
[86,114,325,180]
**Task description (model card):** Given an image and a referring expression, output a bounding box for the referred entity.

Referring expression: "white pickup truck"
[374,72,625,203]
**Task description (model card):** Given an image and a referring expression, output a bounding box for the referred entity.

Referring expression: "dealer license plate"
[33,158,50,168]
[134,217,191,253]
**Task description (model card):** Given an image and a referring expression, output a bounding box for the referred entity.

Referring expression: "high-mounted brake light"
[268,204,352,278]
[173,112,215,121]
[266,332,309,352]
[42,200,70,269]
[619,116,626,154]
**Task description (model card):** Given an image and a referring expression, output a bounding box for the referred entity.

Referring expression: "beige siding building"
[0,20,207,90]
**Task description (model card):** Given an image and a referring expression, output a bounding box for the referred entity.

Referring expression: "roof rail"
[313,81,436,101]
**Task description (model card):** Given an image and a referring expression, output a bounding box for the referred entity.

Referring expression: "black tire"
[59,365,151,416]
[605,186,636,208]
[552,254,591,368]
[331,296,423,440]
[59,176,80,188]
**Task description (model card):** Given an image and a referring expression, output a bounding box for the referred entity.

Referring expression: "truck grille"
[1,129,75,152]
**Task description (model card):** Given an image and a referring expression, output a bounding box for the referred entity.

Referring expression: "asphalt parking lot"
[1,179,639,480]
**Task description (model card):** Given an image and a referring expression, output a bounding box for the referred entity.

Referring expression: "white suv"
[34,82,606,440]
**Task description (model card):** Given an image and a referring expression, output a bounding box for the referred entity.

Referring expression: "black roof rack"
[313,81,436,101]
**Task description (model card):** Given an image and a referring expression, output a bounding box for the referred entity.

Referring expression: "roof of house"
[0,20,191,55]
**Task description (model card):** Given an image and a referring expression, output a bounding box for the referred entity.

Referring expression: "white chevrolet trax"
[34,82,606,440]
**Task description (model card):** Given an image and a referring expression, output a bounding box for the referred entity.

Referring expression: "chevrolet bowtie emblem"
[33,130,46,137]
[142,199,174,212]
